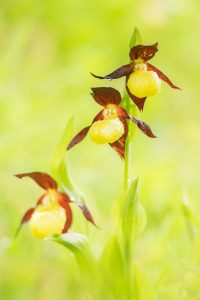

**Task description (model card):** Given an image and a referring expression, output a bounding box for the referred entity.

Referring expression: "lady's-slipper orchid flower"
[15,172,95,239]
[67,87,156,159]
[91,43,180,111]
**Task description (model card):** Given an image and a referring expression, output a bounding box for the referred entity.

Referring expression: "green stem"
[122,97,135,299]
[124,99,131,190]
[124,136,131,190]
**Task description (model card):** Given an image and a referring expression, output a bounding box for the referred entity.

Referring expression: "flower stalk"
[123,95,135,190]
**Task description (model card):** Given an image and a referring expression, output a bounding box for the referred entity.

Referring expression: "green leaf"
[112,178,147,265]
[99,236,125,297]
[134,263,157,300]
[181,192,200,231]
[50,117,74,191]
[129,27,143,49]
[135,202,147,236]
[50,117,86,203]
[46,232,94,272]
[100,236,124,279]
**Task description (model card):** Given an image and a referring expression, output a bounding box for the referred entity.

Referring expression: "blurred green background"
[1,0,200,299]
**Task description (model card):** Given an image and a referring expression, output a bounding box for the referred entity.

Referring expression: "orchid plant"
[15,172,95,239]
[91,39,180,111]
[15,28,181,299]
[67,87,156,158]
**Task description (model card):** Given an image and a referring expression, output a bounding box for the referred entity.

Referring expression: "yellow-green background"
[0,0,200,299]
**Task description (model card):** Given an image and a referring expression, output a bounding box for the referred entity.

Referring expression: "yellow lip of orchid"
[127,70,161,98]
[89,118,124,144]
[91,43,180,111]
[29,204,66,239]
[30,196,67,239]
[67,87,157,158]
[15,171,96,239]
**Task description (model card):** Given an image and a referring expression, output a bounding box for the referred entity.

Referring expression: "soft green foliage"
[47,232,94,272]
[133,263,156,300]
[50,117,74,189]
[129,27,143,49]
[112,178,142,259]
[50,117,80,199]
[1,0,200,299]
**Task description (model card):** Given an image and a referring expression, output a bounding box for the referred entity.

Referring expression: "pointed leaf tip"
[129,27,143,49]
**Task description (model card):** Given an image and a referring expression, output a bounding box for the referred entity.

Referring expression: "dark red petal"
[57,193,73,233]
[116,106,129,120]
[126,76,146,111]
[57,192,71,203]
[90,64,133,80]
[15,194,47,238]
[67,126,91,150]
[129,115,157,138]
[129,43,158,61]
[92,109,104,122]
[109,120,128,159]
[67,110,105,151]
[147,63,181,90]
[15,172,57,190]
[91,87,121,106]
[74,201,97,227]
[36,195,46,206]
[15,207,35,238]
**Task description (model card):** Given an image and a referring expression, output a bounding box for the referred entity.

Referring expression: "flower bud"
[29,204,66,239]
[89,118,124,144]
[127,70,161,98]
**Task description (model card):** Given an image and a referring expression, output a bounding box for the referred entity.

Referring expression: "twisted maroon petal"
[91,63,133,80]
[129,115,157,138]
[147,63,181,90]
[57,193,73,233]
[74,201,97,227]
[109,120,128,159]
[15,194,46,237]
[91,87,122,106]
[15,172,57,190]
[126,75,146,111]
[67,110,104,151]
[67,126,91,150]
[116,106,129,120]
[15,207,35,237]
[129,43,158,61]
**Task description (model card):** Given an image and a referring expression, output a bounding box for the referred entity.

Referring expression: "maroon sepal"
[147,63,181,90]
[91,87,121,106]
[117,106,129,120]
[57,194,73,233]
[109,120,128,159]
[126,76,146,111]
[92,110,104,122]
[90,63,133,80]
[74,201,97,227]
[14,207,35,238]
[15,194,46,238]
[36,195,46,206]
[129,43,158,62]
[129,115,157,138]
[15,172,57,190]
[67,110,104,151]
[67,126,91,150]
